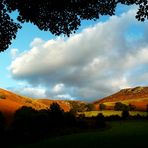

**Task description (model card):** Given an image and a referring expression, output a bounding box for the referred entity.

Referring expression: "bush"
[121,110,129,119]
[0,94,6,99]
[99,103,106,110]
[96,113,106,128]
[114,102,129,111]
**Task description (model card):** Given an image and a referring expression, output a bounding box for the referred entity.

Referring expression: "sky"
[1,4,148,102]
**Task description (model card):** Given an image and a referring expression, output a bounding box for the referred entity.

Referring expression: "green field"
[80,110,147,117]
[14,120,148,148]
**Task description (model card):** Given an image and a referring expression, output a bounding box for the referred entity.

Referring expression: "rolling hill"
[94,86,148,111]
[0,88,86,124]
[0,88,49,124]
[1,86,148,124]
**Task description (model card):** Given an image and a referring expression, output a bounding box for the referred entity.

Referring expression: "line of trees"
[1,102,148,146]
[0,103,105,146]
[99,102,136,111]
[114,102,136,111]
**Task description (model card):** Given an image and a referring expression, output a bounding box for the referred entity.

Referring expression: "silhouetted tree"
[114,102,129,111]
[86,104,95,111]
[49,103,64,128]
[1,0,148,52]
[96,113,106,128]
[12,106,37,131]
[129,104,136,111]
[63,111,77,127]
[99,103,106,110]
[0,112,5,135]
[69,101,87,113]
[121,109,129,120]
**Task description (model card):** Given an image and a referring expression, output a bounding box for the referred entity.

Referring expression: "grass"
[81,110,147,117]
[14,120,148,148]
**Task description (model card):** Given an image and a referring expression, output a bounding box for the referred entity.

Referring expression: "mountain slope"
[36,99,71,112]
[94,86,148,111]
[0,88,49,124]
[0,88,86,124]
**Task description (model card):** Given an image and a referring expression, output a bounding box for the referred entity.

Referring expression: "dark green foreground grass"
[14,120,148,148]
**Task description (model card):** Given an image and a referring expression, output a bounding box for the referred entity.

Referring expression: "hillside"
[0,88,87,124]
[94,86,148,111]
[36,99,71,112]
[0,88,49,124]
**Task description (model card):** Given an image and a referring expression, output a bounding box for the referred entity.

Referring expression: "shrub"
[114,102,129,111]
[121,110,129,119]
[99,103,106,110]
[0,94,6,99]
[96,113,106,128]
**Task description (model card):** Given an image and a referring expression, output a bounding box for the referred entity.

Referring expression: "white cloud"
[12,87,47,98]
[9,8,148,101]
[56,94,75,100]
[10,48,19,59]
[52,83,65,93]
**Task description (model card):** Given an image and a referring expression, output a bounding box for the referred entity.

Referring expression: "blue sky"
[1,4,148,101]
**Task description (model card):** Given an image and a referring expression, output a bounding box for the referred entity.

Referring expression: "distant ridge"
[94,86,148,111]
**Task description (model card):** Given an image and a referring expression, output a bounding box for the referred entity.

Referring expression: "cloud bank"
[9,8,148,101]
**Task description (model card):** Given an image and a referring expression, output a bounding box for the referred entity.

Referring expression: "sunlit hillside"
[94,86,148,111]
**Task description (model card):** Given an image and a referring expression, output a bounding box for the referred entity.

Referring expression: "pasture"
[14,120,148,148]
[80,110,147,117]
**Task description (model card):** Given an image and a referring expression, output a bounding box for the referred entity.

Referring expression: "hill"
[0,88,87,124]
[94,86,148,111]
[0,88,49,124]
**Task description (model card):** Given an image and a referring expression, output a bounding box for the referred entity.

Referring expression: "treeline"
[0,102,148,146]
[0,103,105,146]
[99,102,137,111]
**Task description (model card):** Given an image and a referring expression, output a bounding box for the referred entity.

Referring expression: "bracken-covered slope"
[0,88,86,124]
[94,86,148,111]
[0,88,48,124]
[36,99,71,112]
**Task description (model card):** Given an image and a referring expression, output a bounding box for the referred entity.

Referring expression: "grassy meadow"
[14,120,148,148]
[80,110,147,117]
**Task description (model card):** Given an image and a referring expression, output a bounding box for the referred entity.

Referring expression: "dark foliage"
[96,113,106,128]
[105,115,121,121]
[2,103,148,147]
[0,112,5,134]
[146,104,148,112]
[69,101,88,114]
[99,103,106,110]
[0,94,6,99]
[129,104,136,111]
[121,109,129,119]
[114,102,129,111]
[48,103,64,128]
[1,0,148,52]
[0,1,21,52]
[85,104,95,111]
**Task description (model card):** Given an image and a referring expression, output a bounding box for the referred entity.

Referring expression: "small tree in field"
[86,104,95,111]
[49,103,64,127]
[121,109,129,120]
[99,103,106,110]
[96,113,106,128]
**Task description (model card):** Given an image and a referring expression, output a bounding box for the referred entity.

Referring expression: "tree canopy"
[1,0,148,52]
